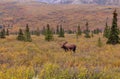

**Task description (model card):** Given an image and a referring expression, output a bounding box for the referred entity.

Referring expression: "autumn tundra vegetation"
[0,9,120,79]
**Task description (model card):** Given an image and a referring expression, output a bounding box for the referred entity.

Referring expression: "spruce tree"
[24,24,32,42]
[17,29,24,41]
[107,10,120,45]
[6,29,9,36]
[103,21,110,38]
[45,24,53,41]
[59,25,64,37]
[76,25,82,41]
[93,28,101,34]
[84,22,91,38]
[56,25,59,34]
[0,29,6,38]
[77,25,82,36]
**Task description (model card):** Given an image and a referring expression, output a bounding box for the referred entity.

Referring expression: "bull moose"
[61,42,76,53]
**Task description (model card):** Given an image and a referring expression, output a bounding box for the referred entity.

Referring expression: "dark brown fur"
[61,42,76,53]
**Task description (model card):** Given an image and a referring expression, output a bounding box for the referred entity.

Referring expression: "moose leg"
[70,48,72,52]
[69,48,73,52]
[73,47,76,53]
[64,48,68,52]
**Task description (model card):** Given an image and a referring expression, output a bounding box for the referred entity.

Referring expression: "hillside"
[1,0,120,5]
[0,2,120,31]
[37,0,120,5]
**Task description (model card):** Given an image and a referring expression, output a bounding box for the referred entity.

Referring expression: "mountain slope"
[0,2,120,32]
[37,0,120,5]
[0,0,37,3]
[0,0,120,5]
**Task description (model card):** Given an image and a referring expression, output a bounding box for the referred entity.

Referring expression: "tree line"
[0,10,119,45]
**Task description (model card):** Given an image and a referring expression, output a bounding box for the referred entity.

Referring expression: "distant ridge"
[0,0,120,5]
[37,0,120,5]
[0,0,37,3]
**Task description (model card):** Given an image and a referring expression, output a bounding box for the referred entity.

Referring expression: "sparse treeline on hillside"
[17,24,32,42]
[0,10,119,45]
[0,28,9,39]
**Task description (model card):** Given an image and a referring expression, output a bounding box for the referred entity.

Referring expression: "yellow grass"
[0,34,120,79]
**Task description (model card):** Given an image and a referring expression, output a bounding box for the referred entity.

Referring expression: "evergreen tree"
[93,28,101,34]
[17,29,24,41]
[45,24,53,41]
[107,10,120,45]
[59,25,64,37]
[56,25,59,34]
[84,22,91,38]
[24,24,32,42]
[77,25,82,36]
[0,29,6,38]
[103,21,110,38]
[6,29,9,36]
